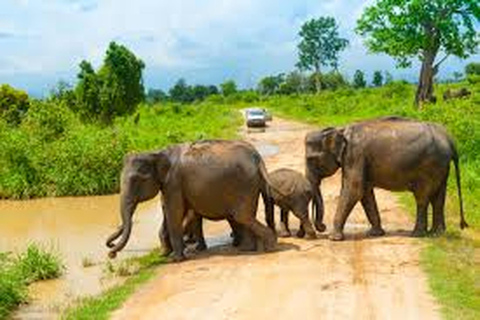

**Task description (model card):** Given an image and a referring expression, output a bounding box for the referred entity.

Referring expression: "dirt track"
[112,117,440,320]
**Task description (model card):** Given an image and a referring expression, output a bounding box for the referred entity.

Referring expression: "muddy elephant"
[305,116,467,241]
[266,168,316,239]
[106,139,277,261]
[443,88,471,101]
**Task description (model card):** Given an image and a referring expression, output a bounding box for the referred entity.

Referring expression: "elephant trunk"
[108,195,137,259]
[105,226,123,248]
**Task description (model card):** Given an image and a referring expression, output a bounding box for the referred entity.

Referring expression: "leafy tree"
[206,85,219,96]
[258,74,284,95]
[372,71,383,87]
[452,71,464,82]
[465,62,480,76]
[0,84,30,125]
[384,71,394,84]
[220,80,237,96]
[357,0,480,107]
[75,60,101,120]
[296,16,349,93]
[97,42,145,120]
[146,89,167,104]
[278,71,308,95]
[353,70,366,88]
[169,79,194,103]
[192,85,211,101]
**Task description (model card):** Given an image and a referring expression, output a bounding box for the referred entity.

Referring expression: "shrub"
[0,84,30,126]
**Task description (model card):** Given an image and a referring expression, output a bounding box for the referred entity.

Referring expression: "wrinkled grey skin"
[305,117,468,241]
[267,168,316,239]
[106,139,276,261]
[443,88,471,101]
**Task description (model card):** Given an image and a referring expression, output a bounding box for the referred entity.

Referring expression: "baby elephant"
[268,168,317,239]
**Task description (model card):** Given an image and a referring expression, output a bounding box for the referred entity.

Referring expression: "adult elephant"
[106,139,276,261]
[305,116,468,241]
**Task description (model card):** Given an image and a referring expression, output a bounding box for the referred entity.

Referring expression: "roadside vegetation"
[62,249,166,320]
[0,244,64,319]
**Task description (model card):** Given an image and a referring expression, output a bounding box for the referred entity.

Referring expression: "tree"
[169,79,193,103]
[0,84,30,125]
[372,71,383,87]
[75,60,101,119]
[220,80,237,96]
[296,16,349,93]
[258,74,284,95]
[384,71,393,84]
[146,89,167,104]
[353,70,366,88]
[452,71,464,82]
[278,71,308,95]
[97,42,145,120]
[465,62,480,76]
[357,0,480,107]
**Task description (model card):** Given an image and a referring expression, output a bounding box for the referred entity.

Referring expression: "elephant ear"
[153,151,172,187]
[323,129,347,165]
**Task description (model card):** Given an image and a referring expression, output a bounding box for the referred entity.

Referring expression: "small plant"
[15,243,64,283]
[81,257,95,268]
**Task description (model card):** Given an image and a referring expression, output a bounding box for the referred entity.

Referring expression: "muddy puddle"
[0,195,163,318]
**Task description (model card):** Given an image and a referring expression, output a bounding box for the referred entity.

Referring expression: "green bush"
[0,245,63,319]
[0,84,30,126]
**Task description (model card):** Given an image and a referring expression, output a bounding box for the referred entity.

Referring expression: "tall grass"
[0,101,241,199]
[0,244,64,319]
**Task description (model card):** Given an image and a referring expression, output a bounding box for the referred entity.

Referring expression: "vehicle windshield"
[249,110,264,116]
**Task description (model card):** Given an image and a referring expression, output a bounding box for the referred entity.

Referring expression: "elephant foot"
[168,253,186,263]
[238,240,257,251]
[296,228,306,238]
[278,229,292,238]
[428,227,446,237]
[411,228,428,238]
[184,236,197,245]
[329,231,345,241]
[314,222,327,233]
[195,242,207,252]
[263,233,278,252]
[160,246,173,257]
[367,227,386,237]
[304,231,317,240]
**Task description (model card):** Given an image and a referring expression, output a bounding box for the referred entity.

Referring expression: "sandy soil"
[112,117,441,320]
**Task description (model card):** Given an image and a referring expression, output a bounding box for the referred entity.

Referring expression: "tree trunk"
[415,51,437,108]
[314,65,321,94]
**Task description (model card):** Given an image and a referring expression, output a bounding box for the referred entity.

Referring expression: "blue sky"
[1,0,479,97]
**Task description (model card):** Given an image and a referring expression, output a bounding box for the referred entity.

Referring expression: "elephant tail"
[452,148,468,229]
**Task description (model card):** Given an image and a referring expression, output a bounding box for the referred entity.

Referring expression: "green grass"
[0,244,64,319]
[62,249,166,320]
[261,81,480,319]
[421,235,480,320]
[0,101,242,198]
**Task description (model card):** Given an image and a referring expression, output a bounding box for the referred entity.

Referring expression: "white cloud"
[0,0,477,93]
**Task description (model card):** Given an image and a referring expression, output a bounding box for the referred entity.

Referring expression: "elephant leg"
[183,210,197,244]
[159,219,173,256]
[234,200,276,252]
[164,196,186,262]
[264,193,276,234]
[330,175,364,241]
[430,183,446,235]
[159,203,173,256]
[228,218,256,250]
[291,204,316,239]
[279,208,291,237]
[412,192,429,237]
[361,188,385,237]
[191,214,207,251]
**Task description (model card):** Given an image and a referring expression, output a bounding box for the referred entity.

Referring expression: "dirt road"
[112,117,440,320]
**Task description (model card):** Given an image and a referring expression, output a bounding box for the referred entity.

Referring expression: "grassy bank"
[0,244,63,319]
[62,249,166,320]
[0,101,241,199]
[260,82,480,318]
